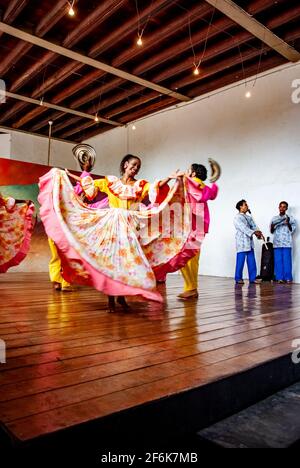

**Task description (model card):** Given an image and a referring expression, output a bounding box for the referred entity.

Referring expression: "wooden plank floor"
[0,273,300,444]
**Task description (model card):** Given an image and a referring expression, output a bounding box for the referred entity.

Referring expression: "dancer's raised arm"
[65,168,81,182]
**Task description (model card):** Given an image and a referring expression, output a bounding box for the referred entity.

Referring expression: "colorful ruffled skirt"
[38,169,203,301]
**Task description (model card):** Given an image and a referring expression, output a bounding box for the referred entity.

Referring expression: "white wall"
[0,132,11,157]
[86,62,300,283]
[0,127,75,168]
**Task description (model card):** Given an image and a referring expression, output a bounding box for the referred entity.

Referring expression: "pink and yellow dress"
[0,195,35,273]
[38,169,205,302]
[48,171,109,289]
[181,176,218,291]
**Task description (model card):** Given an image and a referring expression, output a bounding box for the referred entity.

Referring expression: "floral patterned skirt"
[38,169,202,301]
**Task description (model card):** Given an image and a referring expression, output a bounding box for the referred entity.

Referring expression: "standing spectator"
[270,201,296,283]
[234,200,263,285]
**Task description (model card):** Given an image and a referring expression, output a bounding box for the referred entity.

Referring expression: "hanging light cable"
[188,7,216,76]
[68,1,75,17]
[134,0,153,46]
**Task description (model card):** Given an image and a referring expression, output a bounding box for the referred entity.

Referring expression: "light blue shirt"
[271,214,296,248]
[234,213,257,253]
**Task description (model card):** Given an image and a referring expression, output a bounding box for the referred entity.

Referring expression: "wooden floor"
[0,273,300,447]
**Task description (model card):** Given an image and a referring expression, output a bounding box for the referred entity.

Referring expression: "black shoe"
[108,296,116,313]
[117,296,131,312]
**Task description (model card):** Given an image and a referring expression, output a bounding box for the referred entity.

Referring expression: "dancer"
[270,201,296,283]
[48,144,108,292]
[0,193,35,273]
[64,154,175,310]
[176,163,219,299]
[234,200,263,285]
[38,154,205,310]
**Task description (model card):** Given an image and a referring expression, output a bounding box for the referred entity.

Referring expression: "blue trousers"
[235,249,257,283]
[274,247,293,281]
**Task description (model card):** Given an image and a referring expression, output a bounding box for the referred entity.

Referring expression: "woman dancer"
[48,145,108,292]
[177,163,219,299]
[38,155,205,310]
[65,154,172,310]
[0,193,35,273]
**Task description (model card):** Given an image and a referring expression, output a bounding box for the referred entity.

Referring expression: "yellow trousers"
[180,251,200,292]
[48,238,70,288]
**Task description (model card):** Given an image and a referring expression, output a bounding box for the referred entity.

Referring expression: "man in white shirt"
[234,200,263,285]
[270,201,296,283]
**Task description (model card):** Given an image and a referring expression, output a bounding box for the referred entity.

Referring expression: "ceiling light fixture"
[68,1,75,17]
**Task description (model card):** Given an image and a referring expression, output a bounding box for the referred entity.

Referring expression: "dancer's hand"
[169,170,184,179]
[65,169,80,181]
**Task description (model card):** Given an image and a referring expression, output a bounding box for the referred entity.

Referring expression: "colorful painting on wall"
[0,157,101,273]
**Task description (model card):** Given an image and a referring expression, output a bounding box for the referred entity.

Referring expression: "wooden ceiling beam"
[30,0,177,105]
[55,92,160,137]
[43,85,145,134]
[0,22,189,127]
[35,0,68,37]
[78,54,285,142]
[30,77,126,132]
[28,0,279,133]
[0,0,29,39]
[2,0,28,23]
[16,0,299,131]
[63,0,127,49]
[108,3,211,67]
[186,55,285,98]
[2,0,201,130]
[89,0,175,57]
[0,20,189,108]
[204,0,300,62]
[64,24,300,141]
[0,90,121,127]
[0,0,129,122]
[0,123,76,144]
[171,25,300,92]
[152,1,300,84]
[0,0,68,76]
[32,1,300,135]
[58,120,100,140]
[133,0,279,76]
[8,0,174,97]
[62,96,176,140]
[30,77,125,132]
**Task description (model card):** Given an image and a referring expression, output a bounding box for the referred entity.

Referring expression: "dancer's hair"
[79,157,93,172]
[120,154,141,175]
[191,164,207,181]
[236,199,247,211]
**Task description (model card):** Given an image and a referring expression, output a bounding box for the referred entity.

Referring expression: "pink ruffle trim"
[38,171,163,302]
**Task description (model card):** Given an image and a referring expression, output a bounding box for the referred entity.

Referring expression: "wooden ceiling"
[0,0,299,143]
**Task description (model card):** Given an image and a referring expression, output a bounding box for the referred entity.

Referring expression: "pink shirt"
[185,177,218,234]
